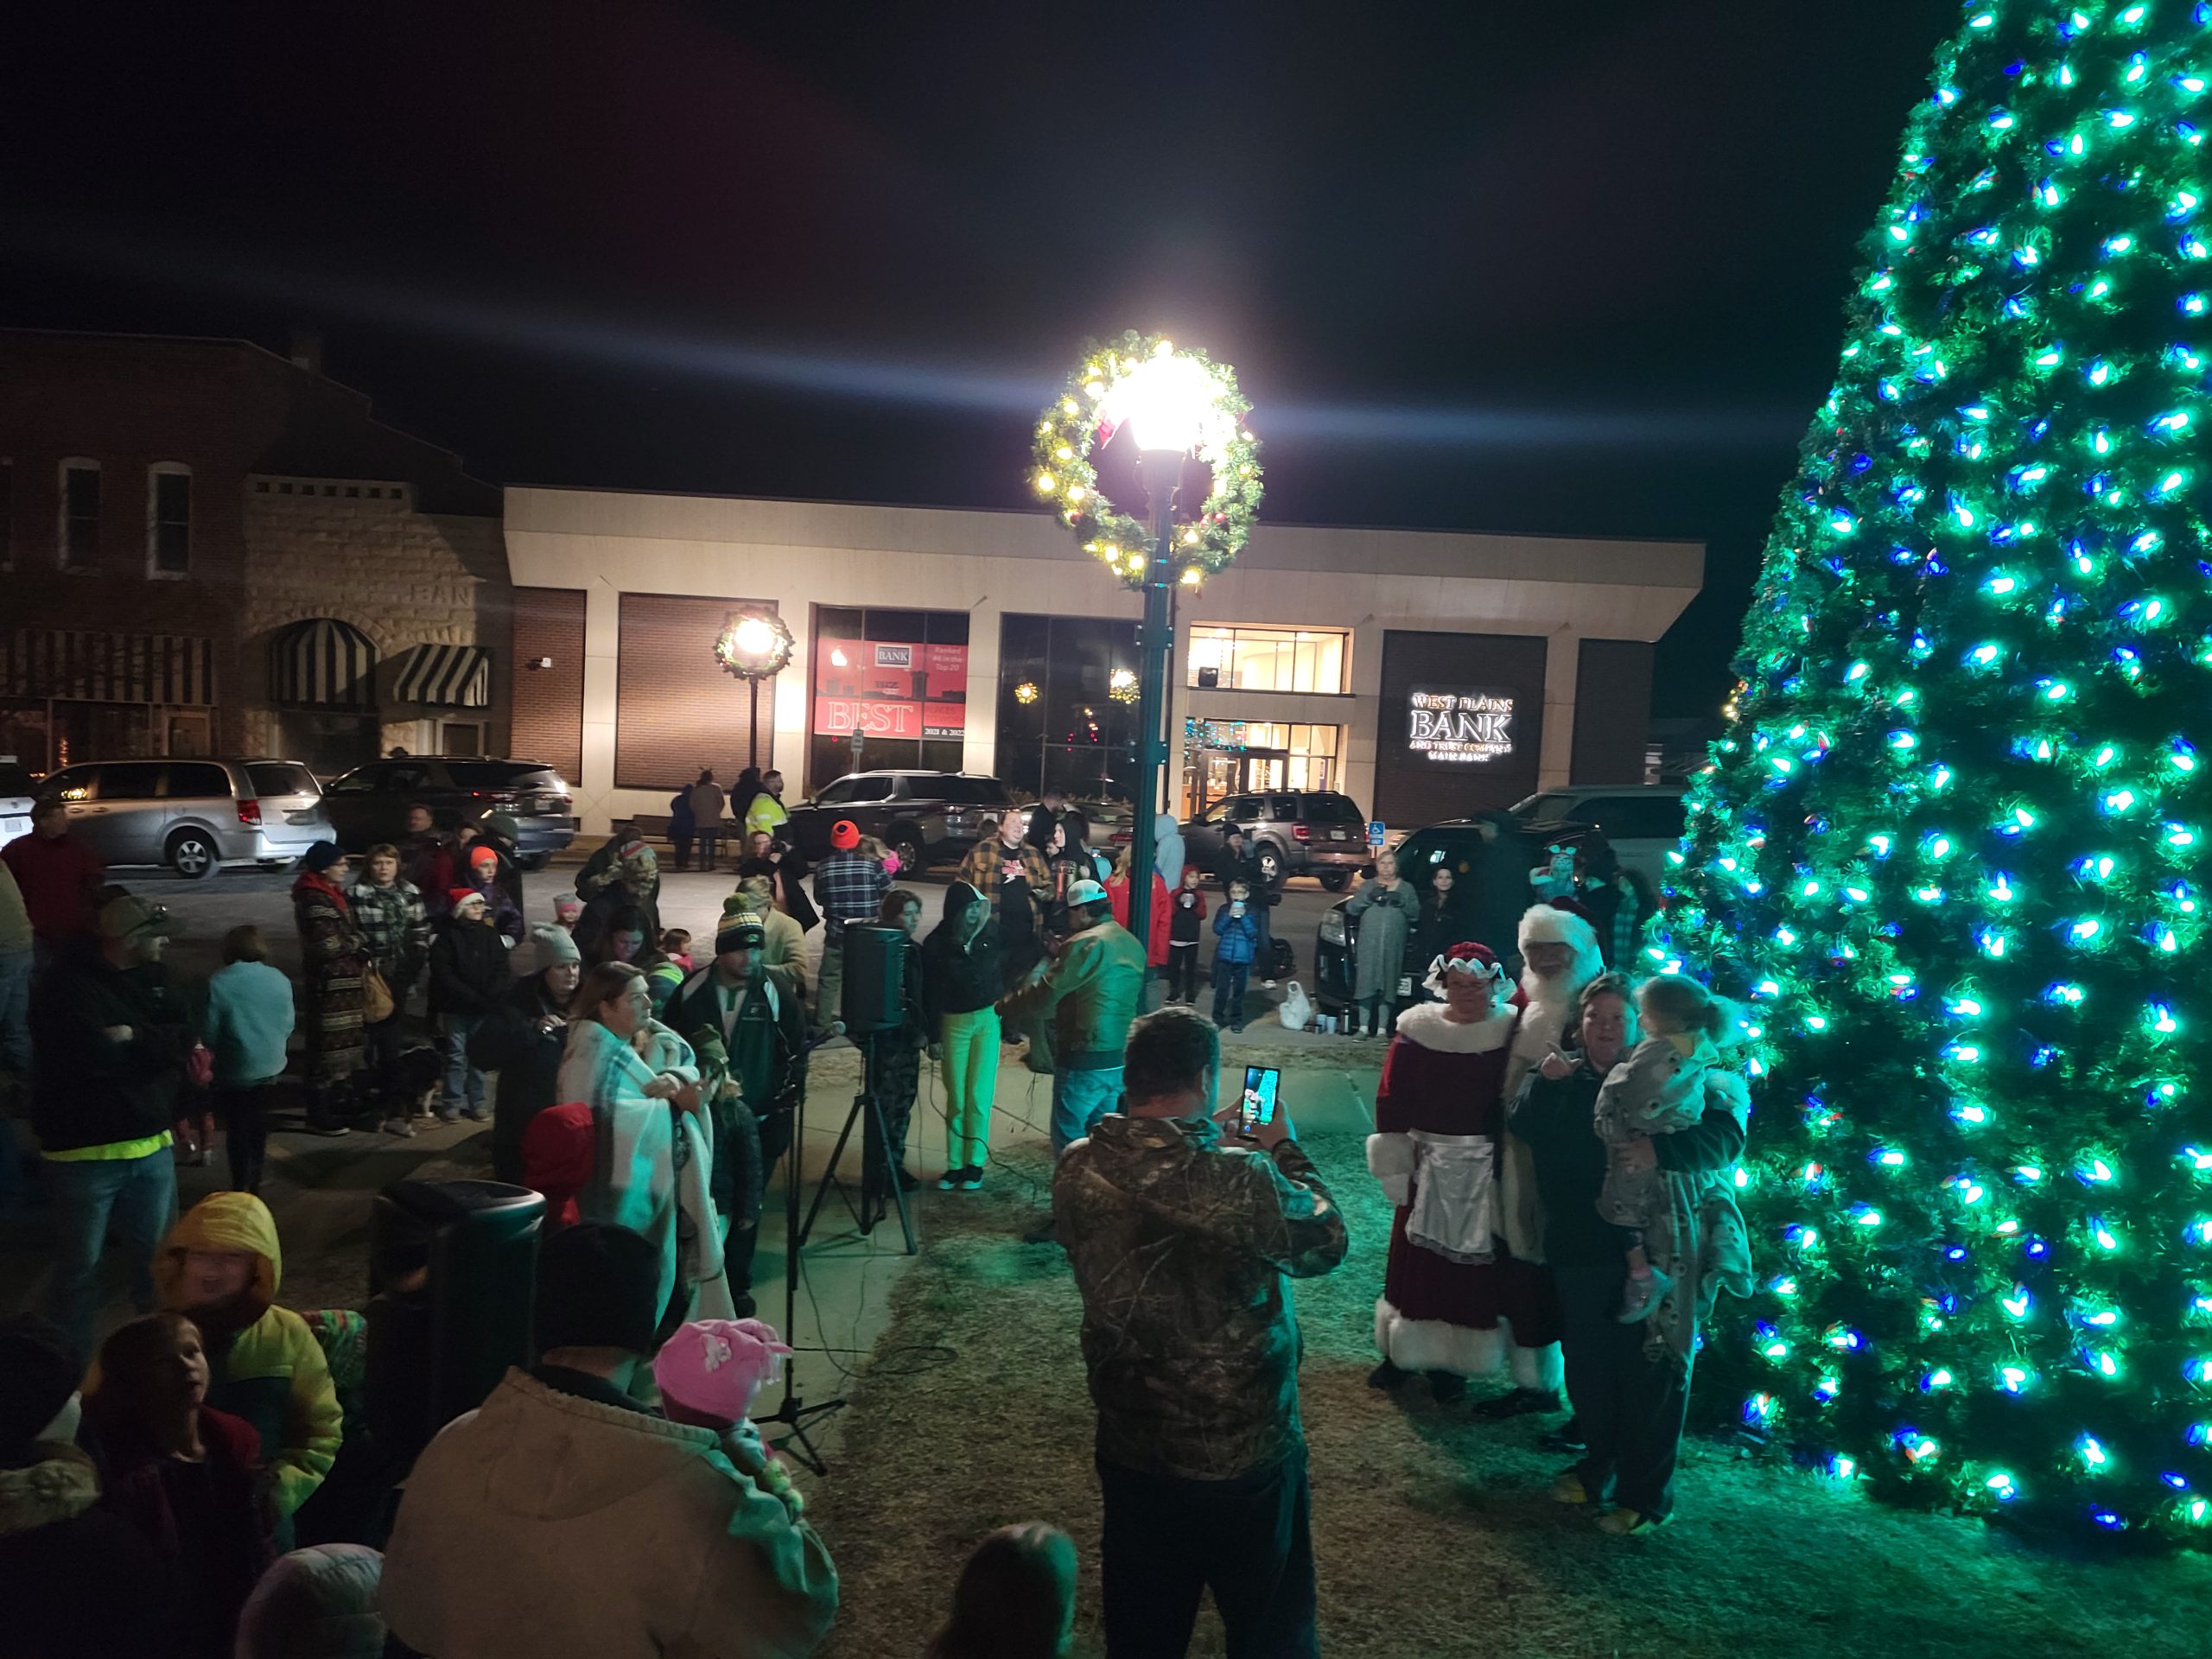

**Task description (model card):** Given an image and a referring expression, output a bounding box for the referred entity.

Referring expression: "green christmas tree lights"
[1662,0,2212,1538]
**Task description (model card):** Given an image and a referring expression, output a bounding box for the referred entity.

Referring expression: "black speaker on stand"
[365,1179,543,1471]
[800,924,918,1255]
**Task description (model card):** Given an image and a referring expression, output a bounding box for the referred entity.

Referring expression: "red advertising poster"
[813,639,968,740]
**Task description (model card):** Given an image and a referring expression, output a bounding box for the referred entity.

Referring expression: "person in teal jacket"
[201,925,296,1193]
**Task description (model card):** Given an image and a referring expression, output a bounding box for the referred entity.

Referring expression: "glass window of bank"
[1186,625,1348,694]
[996,614,1140,804]
[809,607,970,789]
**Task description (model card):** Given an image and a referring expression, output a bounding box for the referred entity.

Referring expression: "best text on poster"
[1406,686,1516,764]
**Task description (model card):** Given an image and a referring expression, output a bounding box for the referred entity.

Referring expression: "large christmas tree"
[1666,0,2211,1537]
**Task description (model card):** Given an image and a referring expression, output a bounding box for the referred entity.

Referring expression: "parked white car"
[0,757,35,846]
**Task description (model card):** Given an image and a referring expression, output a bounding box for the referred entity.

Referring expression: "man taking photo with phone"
[1054,1007,1348,1658]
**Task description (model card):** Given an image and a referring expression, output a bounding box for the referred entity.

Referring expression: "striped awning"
[393,643,491,708]
[269,617,378,709]
[1,628,216,706]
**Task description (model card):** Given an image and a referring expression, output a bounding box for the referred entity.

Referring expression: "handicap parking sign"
[1368,820,1386,849]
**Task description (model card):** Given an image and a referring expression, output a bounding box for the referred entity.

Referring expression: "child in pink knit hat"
[653,1318,803,1510]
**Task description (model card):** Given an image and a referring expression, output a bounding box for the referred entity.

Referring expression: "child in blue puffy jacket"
[1211,880,1262,1031]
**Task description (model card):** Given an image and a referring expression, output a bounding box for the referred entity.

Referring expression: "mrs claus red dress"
[1367,998,1565,1389]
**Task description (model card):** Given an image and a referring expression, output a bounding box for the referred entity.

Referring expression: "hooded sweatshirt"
[919,882,999,1032]
[98,1193,344,1517]
[380,1366,837,1659]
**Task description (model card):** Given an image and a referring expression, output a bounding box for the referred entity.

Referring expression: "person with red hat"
[808,819,888,1039]
[1366,939,1566,1409]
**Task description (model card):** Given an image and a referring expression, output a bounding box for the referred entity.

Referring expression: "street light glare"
[1109,350,1223,454]
[732,615,778,658]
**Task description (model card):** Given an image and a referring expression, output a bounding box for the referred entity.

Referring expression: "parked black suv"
[321,756,577,867]
[782,771,1012,869]
[1180,790,1370,889]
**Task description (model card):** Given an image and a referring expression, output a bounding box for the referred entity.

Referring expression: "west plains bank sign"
[1406,686,1516,764]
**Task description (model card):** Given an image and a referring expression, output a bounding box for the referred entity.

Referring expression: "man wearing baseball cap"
[807,820,888,1039]
[1001,875,1147,1220]
[29,893,192,1361]
[664,914,809,1313]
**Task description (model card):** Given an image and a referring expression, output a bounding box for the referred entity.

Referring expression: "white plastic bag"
[1278,980,1313,1030]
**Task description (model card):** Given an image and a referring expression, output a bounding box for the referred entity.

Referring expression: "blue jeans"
[45,1148,179,1364]
[1051,1065,1124,1158]
[441,1012,487,1116]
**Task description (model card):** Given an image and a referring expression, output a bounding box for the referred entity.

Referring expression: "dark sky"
[2,1,1960,717]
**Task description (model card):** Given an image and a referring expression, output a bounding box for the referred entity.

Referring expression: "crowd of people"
[0,774,1733,1657]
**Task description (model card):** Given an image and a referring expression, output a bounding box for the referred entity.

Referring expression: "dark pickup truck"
[781,771,1014,869]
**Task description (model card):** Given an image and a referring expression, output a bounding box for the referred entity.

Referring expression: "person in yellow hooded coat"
[89,1191,343,1520]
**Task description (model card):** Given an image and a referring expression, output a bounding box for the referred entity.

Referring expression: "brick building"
[0,329,509,776]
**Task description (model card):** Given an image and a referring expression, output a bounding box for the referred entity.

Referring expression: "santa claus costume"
[1496,901,1610,1267]
[1367,941,1564,1403]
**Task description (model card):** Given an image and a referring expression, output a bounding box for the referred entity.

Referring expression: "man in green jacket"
[1054,1007,1347,1658]
[1001,879,1146,1160]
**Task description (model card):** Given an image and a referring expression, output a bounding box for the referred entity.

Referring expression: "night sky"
[3,1,1962,716]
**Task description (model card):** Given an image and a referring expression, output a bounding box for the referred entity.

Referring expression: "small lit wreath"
[1031,331,1263,588]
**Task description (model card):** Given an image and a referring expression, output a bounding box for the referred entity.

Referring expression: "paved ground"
[0,852,1389,1466]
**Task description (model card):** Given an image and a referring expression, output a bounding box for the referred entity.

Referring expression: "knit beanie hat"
[0,1314,79,1457]
[484,811,520,842]
[468,844,500,872]
[234,1544,387,1659]
[533,1223,661,1356]
[449,888,486,916]
[830,819,861,850]
[652,1318,791,1426]
[715,917,766,955]
[525,923,582,972]
[552,894,584,925]
[302,841,344,874]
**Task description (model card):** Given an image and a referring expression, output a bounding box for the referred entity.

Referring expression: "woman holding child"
[1509,971,1752,1535]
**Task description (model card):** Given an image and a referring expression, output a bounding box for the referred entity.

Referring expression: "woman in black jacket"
[922,880,1001,1192]
[469,925,583,1183]
[426,891,510,1122]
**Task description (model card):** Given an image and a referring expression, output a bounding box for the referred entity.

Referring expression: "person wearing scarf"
[290,842,366,1135]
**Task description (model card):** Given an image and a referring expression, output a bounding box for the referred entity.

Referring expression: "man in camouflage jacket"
[1053,1007,1347,1659]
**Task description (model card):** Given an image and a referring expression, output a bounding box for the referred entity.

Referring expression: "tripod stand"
[800,1032,918,1255]
[751,1034,846,1476]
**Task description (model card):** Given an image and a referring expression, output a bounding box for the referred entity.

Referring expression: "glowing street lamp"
[713,606,794,768]
[1116,347,1230,957]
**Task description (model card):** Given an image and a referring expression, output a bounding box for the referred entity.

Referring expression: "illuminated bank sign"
[1406,686,1516,764]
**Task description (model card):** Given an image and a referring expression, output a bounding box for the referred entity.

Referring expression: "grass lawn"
[809,1131,2210,1659]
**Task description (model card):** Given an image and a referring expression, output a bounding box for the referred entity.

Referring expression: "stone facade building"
[0,328,508,776]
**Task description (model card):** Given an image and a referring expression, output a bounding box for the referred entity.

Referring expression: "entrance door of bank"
[1183,746,1291,818]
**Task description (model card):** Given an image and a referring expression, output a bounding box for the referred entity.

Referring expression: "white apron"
[1405,1130,1499,1267]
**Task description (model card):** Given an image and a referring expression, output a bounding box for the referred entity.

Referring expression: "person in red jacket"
[1106,845,1172,974]
[1,798,105,963]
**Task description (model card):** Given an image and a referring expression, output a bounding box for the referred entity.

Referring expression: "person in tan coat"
[379,1223,837,1659]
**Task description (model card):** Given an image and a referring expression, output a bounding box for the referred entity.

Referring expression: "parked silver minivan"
[40,757,333,878]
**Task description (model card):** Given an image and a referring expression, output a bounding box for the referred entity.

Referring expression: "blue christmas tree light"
[1668,0,2211,1540]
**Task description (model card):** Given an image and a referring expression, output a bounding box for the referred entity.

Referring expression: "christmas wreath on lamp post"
[1031,332,1263,589]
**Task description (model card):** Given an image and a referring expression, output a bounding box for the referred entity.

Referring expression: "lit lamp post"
[1034,336,1262,960]
[1119,366,1211,957]
[713,606,795,769]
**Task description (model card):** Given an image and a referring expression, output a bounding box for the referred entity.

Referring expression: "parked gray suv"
[40,758,334,878]
[1179,789,1370,889]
